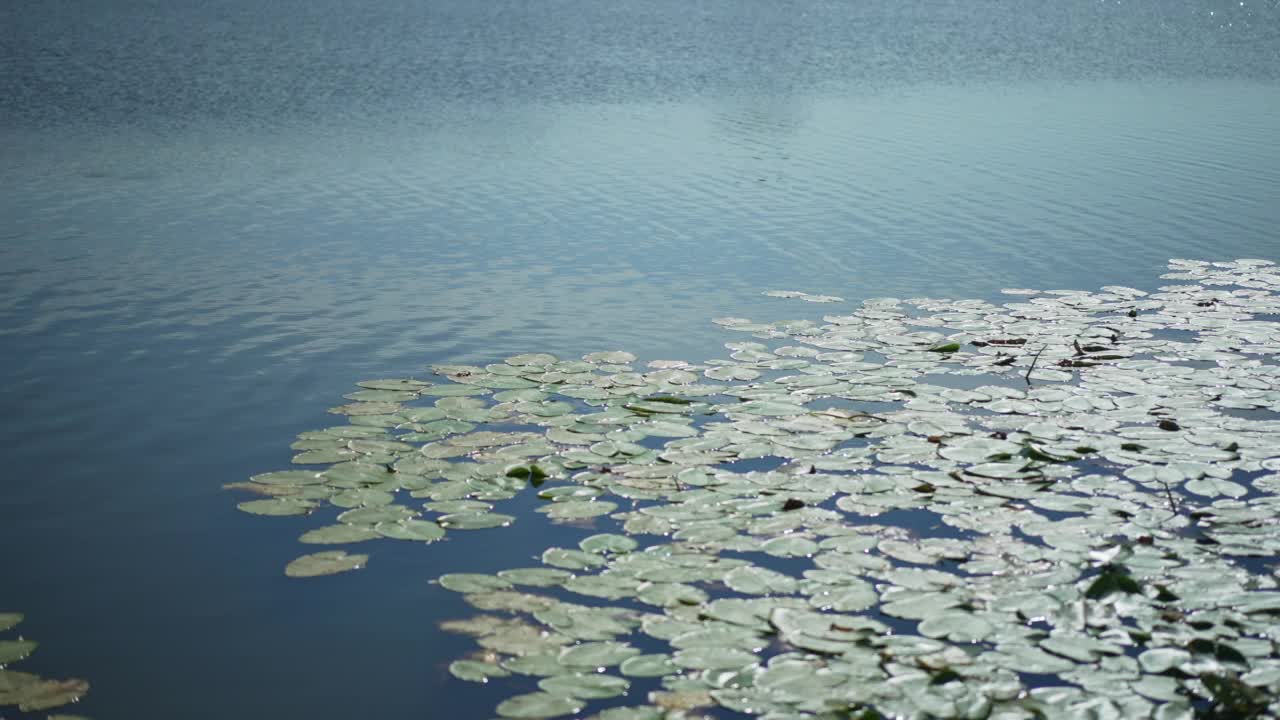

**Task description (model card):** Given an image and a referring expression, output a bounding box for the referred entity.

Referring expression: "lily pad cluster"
[237,259,1280,719]
[0,613,90,714]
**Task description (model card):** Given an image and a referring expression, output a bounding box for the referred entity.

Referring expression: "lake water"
[2,0,1278,717]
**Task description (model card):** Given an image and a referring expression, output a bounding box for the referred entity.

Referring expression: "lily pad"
[449,660,511,683]
[538,673,630,699]
[375,520,446,542]
[558,641,641,669]
[495,692,585,718]
[284,550,368,578]
[237,498,316,516]
[298,524,380,544]
[0,640,37,664]
[438,512,514,529]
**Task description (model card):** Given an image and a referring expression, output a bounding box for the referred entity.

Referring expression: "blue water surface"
[1,0,1278,717]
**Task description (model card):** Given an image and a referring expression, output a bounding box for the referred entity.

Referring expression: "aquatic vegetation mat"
[233,259,1280,719]
[0,613,90,714]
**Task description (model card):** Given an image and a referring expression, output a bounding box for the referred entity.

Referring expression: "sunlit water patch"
[233,259,1280,719]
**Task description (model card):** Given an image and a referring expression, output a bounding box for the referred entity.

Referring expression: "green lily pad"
[284,550,368,578]
[298,524,380,544]
[761,536,819,558]
[498,568,574,587]
[337,505,419,526]
[438,512,515,529]
[438,573,514,593]
[449,659,511,683]
[250,470,327,486]
[375,520,446,542]
[540,500,618,520]
[671,646,759,670]
[558,641,641,669]
[358,378,430,391]
[619,653,677,677]
[538,673,630,699]
[579,534,639,554]
[724,566,798,595]
[237,498,315,516]
[5,676,90,712]
[0,613,21,632]
[542,548,607,570]
[495,692,585,719]
[0,639,37,664]
[329,488,396,508]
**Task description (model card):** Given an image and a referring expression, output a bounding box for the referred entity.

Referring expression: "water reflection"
[1,0,1279,716]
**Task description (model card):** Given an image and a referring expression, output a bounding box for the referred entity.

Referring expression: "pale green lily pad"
[538,673,630,699]
[449,659,511,682]
[918,611,994,643]
[502,652,574,676]
[540,500,618,520]
[437,512,515,529]
[761,536,819,558]
[579,534,639,554]
[729,400,809,416]
[497,568,574,587]
[438,573,513,593]
[558,641,641,669]
[724,566,798,595]
[298,524,380,544]
[284,550,368,578]
[0,613,21,632]
[495,692,585,719]
[329,488,396,508]
[344,389,419,402]
[0,640,37,664]
[620,653,677,677]
[1185,477,1249,498]
[636,582,709,607]
[337,505,419,525]
[375,520,445,542]
[250,470,327,486]
[237,498,315,516]
[357,378,430,391]
[420,384,491,397]
[4,676,90,712]
[671,646,759,670]
[542,548,607,570]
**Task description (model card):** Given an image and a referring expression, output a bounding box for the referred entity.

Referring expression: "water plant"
[234,258,1280,718]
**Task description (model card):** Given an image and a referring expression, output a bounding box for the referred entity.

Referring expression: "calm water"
[2,0,1279,717]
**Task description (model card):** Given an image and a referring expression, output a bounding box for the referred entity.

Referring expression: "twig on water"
[1161,482,1180,515]
[1025,345,1047,386]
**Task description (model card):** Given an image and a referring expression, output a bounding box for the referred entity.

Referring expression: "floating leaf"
[671,646,758,670]
[558,642,640,669]
[375,520,445,543]
[619,654,677,677]
[538,673,629,699]
[237,498,315,516]
[0,640,37,664]
[284,551,367,578]
[438,512,515,529]
[495,692,585,719]
[449,660,510,683]
[439,573,513,593]
[579,534,639,554]
[298,524,380,544]
[724,566,798,595]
